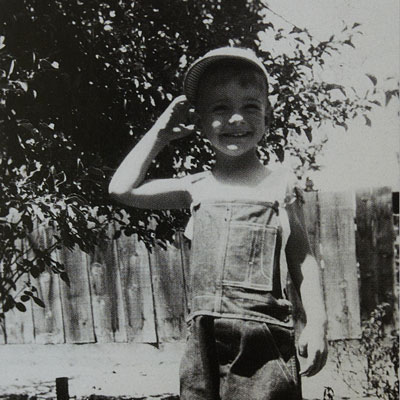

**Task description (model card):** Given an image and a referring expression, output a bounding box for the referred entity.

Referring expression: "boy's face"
[196,72,268,158]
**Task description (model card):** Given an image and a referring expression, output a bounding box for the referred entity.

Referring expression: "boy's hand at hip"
[297,323,328,377]
[153,95,196,142]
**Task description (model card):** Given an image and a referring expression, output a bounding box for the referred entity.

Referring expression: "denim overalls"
[180,169,302,400]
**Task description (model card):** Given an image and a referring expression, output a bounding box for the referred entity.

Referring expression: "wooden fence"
[0,187,396,344]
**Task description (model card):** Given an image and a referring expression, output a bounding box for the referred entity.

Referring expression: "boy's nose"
[228,113,244,124]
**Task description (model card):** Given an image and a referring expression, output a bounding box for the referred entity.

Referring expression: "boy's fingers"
[175,94,187,102]
[299,344,318,375]
[300,349,327,377]
[170,95,187,107]
[171,123,195,138]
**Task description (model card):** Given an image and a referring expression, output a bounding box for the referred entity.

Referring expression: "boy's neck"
[213,150,266,183]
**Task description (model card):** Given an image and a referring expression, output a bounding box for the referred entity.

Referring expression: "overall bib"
[179,170,302,400]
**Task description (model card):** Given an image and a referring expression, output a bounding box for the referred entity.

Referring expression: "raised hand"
[154,95,196,142]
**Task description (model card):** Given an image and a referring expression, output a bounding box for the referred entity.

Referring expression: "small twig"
[260,1,313,38]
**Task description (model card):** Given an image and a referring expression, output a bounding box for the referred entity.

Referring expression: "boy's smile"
[197,79,267,157]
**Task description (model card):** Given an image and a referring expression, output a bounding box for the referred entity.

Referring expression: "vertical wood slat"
[115,233,157,343]
[371,187,395,316]
[289,191,320,339]
[87,223,127,343]
[4,187,395,345]
[177,232,190,316]
[0,259,7,344]
[58,246,95,344]
[4,239,35,344]
[30,225,64,344]
[356,188,379,318]
[148,237,187,342]
[0,319,5,344]
[303,192,322,264]
[356,187,395,319]
[319,191,361,340]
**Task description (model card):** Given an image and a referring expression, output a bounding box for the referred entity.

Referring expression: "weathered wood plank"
[148,237,186,342]
[292,191,320,340]
[303,191,322,263]
[372,187,395,318]
[30,225,64,344]
[176,232,190,317]
[356,187,395,320]
[319,191,361,340]
[0,319,5,344]
[115,233,157,343]
[88,224,127,343]
[356,188,379,319]
[4,239,35,344]
[0,259,6,344]
[58,246,95,343]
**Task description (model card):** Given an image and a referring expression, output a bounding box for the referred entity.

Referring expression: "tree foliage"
[0,0,397,318]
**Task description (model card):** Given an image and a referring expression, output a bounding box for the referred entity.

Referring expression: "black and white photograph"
[0,1,399,399]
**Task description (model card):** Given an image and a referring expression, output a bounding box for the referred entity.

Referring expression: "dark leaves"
[32,296,45,308]
[15,302,26,312]
[343,39,355,48]
[60,272,70,287]
[366,74,378,86]
[363,115,372,127]
[385,89,399,106]
[304,128,313,142]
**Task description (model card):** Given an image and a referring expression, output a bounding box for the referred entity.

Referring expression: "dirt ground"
[0,342,372,400]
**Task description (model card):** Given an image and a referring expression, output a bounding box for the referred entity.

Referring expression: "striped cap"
[183,47,269,105]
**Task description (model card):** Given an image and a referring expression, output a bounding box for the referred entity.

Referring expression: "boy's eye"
[245,103,262,111]
[211,105,229,113]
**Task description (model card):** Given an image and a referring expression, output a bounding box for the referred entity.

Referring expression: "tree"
[0,0,397,319]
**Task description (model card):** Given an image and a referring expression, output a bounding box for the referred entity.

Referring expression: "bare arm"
[285,199,328,377]
[109,96,194,209]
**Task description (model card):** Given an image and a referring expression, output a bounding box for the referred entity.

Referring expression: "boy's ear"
[264,114,272,130]
[264,100,273,128]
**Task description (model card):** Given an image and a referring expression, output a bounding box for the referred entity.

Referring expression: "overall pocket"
[222,222,277,291]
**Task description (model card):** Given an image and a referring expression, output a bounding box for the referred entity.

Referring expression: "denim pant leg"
[180,316,302,400]
[180,316,220,400]
[216,319,302,400]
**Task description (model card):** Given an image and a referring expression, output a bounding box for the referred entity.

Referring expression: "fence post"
[56,377,69,400]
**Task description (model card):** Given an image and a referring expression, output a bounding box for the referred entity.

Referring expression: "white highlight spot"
[212,120,221,128]
[227,144,238,150]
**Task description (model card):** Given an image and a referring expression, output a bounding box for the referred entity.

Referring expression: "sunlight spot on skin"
[212,120,221,128]
[227,144,238,150]
[229,114,244,123]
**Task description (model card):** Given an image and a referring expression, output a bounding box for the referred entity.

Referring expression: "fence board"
[303,192,322,263]
[290,191,320,339]
[148,238,187,342]
[88,225,127,343]
[30,225,64,344]
[4,239,35,344]
[177,232,190,316]
[0,259,6,344]
[319,191,361,340]
[58,246,95,343]
[115,233,157,343]
[4,187,396,345]
[0,319,5,344]
[356,187,395,320]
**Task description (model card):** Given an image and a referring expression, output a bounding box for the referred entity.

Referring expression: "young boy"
[109,47,328,400]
